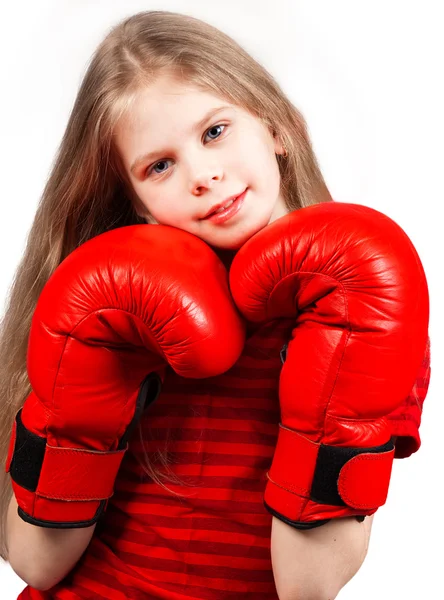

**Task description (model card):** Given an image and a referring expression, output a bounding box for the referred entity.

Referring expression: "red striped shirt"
[18,321,430,600]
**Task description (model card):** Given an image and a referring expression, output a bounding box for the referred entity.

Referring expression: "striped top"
[18,321,430,600]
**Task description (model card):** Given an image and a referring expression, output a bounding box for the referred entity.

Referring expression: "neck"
[214,248,237,270]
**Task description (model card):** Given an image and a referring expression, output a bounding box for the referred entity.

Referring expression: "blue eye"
[147,123,227,177]
[205,124,225,141]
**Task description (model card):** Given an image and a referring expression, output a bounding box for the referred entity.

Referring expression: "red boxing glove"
[6,225,245,528]
[387,335,431,458]
[230,202,429,529]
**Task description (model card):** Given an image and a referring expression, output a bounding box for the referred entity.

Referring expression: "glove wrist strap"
[6,409,126,528]
[265,424,395,527]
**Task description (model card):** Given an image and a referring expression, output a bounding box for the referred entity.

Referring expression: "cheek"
[244,136,281,181]
[141,194,190,227]
[251,150,282,199]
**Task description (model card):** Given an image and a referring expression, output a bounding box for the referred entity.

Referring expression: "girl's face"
[115,75,288,250]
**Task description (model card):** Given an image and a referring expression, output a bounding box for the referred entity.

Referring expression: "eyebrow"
[130,105,232,173]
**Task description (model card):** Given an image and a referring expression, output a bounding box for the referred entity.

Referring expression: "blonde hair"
[0,10,332,560]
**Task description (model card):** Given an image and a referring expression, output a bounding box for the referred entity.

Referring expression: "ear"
[135,205,158,225]
[139,213,158,225]
[271,129,286,156]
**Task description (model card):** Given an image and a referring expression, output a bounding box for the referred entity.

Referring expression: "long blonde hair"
[0,10,332,560]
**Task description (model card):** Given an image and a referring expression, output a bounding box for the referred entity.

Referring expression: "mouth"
[201,188,248,224]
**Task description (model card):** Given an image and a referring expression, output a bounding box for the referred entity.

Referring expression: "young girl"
[0,10,430,600]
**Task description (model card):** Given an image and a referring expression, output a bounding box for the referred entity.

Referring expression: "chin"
[216,226,266,251]
[209,240,243,251]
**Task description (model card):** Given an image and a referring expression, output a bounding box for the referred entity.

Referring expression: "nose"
[190,161,223,195]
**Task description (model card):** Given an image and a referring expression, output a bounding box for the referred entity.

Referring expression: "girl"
[0,10,430,600]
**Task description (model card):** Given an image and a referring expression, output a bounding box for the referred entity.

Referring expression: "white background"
[0,1,442,598]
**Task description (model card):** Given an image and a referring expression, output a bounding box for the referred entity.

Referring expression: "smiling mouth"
[202,188,248,223]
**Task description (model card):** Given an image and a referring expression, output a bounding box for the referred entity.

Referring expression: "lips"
[202,188,247,224]
[202,189,247,219]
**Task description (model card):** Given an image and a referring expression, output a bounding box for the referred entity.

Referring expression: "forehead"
[120,76,236,131]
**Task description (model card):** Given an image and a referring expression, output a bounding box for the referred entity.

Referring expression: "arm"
[271,514,374,600]
[6,495,95,591]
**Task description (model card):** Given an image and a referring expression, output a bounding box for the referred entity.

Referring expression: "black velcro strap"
[311,439,395,506]
[9,409,46,492]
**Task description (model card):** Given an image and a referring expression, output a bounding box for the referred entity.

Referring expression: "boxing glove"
[6,225,245,528]
[230,202,429,528]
